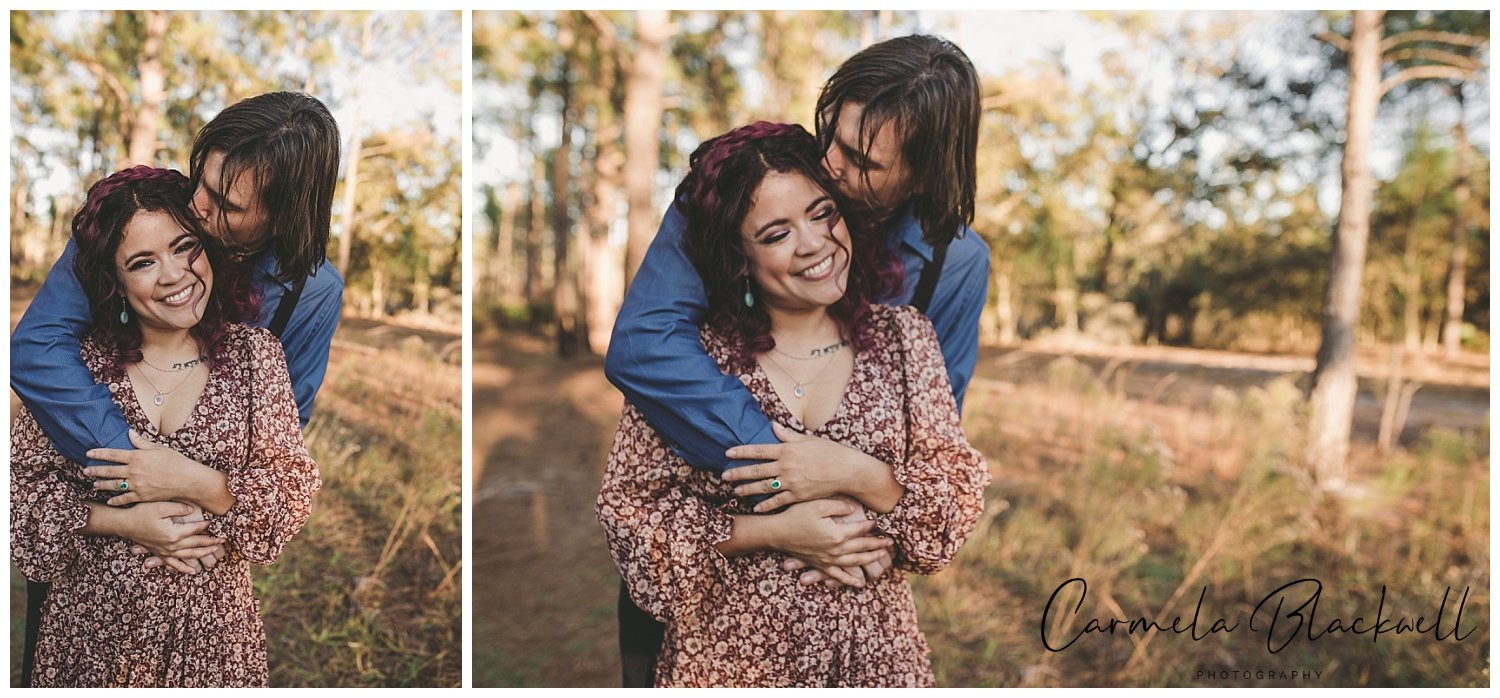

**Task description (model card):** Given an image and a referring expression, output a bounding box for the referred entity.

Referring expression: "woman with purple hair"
[10,166,320,687]
[596,123,988,686]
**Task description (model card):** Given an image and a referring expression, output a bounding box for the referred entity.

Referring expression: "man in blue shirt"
[604,36,990,686]
[11,92,343,567]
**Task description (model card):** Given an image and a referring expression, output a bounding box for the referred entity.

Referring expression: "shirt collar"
[890,206,934,262]
[248,250,292,289]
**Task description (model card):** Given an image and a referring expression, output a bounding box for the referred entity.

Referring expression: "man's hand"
[130,543,227,575]
[784,548,894,587]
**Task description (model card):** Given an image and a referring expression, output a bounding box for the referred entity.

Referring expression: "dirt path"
[470,327,625,687]
[470,331,1489,687]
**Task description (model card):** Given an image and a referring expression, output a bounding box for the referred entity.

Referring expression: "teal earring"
[119,298,130,325]
[743,277,755,308]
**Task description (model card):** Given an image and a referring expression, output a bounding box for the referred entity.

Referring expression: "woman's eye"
[128,260,153,272]
[812,206,836,221]
[762,230,790,245]
[175,240,200,255]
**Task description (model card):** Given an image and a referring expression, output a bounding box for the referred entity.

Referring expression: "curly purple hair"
[71,166,259,374]
[676,122,902,370]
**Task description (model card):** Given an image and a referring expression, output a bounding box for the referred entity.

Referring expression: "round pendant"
[793,385,805,398]
[153,394,165,406]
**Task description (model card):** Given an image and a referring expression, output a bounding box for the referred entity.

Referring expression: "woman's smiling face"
[115,210,213,332]
[739,170,852,313]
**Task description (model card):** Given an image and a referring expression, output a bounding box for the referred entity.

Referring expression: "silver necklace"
[761,345,844,399]
[131,362,201,406]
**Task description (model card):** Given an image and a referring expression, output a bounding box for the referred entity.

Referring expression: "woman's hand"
[782,501,896,588]
[725,423,899,512]
[762,497,892,587]
[84,430,233,514]
[102,501,226,575]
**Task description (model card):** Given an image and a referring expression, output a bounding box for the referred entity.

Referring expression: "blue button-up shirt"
[603,203,990,475]
[9,239,344,464]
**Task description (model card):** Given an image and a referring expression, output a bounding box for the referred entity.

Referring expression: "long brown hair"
[815,35,980,246]
[189,91,340,284]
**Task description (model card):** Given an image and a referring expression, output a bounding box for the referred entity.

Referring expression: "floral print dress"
[597,304,990,687]
[10,324,320,688]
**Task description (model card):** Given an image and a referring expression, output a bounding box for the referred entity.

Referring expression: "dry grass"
[259,325,461,687]
[467,333,1487,687]
[918,357,1489,687]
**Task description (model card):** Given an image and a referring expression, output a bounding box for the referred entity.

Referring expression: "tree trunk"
[584,69,625,354]
[414,261,431,315]
[1401,255,1422,351]
[497,181,521,304]
[551,16,584,358]
[125,10,167,166]
[50,194,73,262]
[1441,90,1470,358]
[1401,174,1428,351]
[1054,251,1079,336]
[995,260,1017,345]
[622,10,671,287]
[1307,10,1383,487]
[525,128,546,318]
[336,14,374,276]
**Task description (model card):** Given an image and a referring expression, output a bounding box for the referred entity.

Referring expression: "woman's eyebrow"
[122,248,155,265]
[753,217,792,239]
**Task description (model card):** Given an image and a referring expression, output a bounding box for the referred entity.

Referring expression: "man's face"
[822,102,913,217]
[191,150,271,252]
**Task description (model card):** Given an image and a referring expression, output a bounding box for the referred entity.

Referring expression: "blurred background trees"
[473,9,1488,484]
[11,10,462,325]
[473,10,1488,358]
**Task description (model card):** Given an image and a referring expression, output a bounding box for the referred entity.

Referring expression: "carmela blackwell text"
[1040,577,1476,654]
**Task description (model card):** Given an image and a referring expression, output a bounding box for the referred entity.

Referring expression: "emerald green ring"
[118,480,129,492]
[769,479,782,491]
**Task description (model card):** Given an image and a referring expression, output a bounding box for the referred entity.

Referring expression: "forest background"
[9,10,463,687]
[472,10,1489,687]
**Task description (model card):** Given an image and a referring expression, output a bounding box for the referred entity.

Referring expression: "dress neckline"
[750,341,864,436]
[118,345,227,440]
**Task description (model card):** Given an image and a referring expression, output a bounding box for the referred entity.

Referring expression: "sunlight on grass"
[917,359,1488,687]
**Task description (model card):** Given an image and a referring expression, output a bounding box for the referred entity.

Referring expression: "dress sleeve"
[596,403,737,624]
[204,329,321,564]
[873,307,991,575]
[9,410,94,582]
[603,203,779,474]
